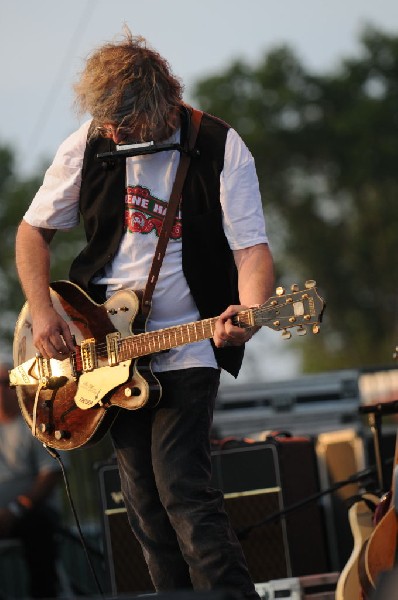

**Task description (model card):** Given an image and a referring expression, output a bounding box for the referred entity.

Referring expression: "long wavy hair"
[73,27,184,141]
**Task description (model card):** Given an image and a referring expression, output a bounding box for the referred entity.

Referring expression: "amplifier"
[98,437,329,595]
[211,438,329,581]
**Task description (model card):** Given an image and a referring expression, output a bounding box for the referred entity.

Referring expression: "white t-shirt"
[24,119,268,371]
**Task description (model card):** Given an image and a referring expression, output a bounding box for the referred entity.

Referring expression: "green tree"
[193,25,398,372]
[0,147,85,355]
[0,147,39,351]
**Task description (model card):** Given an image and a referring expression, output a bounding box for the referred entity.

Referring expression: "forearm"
[213,244,275,347]
[233,243,275,307]
[15,220,55,316]
[15,220,76,357]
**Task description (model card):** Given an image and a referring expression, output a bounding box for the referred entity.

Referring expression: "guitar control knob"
[54,430,70,441]
[40,423,53,433]
[125,387,141,397]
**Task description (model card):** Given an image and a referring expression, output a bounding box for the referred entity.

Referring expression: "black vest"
[69,109,244,376]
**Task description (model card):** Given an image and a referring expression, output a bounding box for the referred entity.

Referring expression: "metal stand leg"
[368,411,385,492]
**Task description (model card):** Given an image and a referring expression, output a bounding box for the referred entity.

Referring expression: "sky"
[2,0,398,383]
[2,0,398,177]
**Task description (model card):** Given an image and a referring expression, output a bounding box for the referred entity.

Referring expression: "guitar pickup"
[80,338,98,372]
[106,332,121,366]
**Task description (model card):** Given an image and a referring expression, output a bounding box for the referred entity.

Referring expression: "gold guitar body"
[12,281,160,451]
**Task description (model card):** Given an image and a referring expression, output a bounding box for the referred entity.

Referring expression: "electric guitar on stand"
[335,492,380,600]
[9,279,325,451]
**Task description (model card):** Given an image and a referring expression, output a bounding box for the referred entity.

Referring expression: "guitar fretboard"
[118,311,252,360]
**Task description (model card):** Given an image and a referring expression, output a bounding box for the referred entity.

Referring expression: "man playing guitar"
[15,27,274,600]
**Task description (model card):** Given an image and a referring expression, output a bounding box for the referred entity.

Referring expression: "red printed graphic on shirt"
[125,185,182,240]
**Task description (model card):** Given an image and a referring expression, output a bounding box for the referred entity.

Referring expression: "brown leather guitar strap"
[141,107,203,317]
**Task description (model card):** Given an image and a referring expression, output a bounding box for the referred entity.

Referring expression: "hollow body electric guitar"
[10,280,325,451]
[358,434,398,598]
[335,493,380,600]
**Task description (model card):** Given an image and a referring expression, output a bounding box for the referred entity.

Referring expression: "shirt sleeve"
[220,128,268,250]
[23,120,91,230]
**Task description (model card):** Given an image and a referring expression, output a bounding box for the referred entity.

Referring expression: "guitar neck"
[9,280,324,391]
[118,311,253,360]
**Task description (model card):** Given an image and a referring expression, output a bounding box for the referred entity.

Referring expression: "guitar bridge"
[36,354,52,388]
[36,354,67,389]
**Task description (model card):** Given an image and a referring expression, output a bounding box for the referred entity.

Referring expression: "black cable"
[235,458,392,540]
[44,444,104,598]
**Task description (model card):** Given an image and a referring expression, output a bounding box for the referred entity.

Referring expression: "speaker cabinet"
[98,437,328,595]
[211,438,329,581]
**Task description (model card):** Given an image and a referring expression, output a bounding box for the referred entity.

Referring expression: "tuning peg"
[393,347,398,359]
[305,280,316,289]
[281,329,292,340]
[276,286,285,296]
[296,326,307,336]
[312,324,320,334]
[290,284,299,292]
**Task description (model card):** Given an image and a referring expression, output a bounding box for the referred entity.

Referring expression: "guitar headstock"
[251,280,325,339]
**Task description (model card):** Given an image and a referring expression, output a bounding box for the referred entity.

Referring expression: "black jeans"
[110,367,259,599]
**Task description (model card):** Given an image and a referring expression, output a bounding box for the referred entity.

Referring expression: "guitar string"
[72,307,265,361]
[69,304,315,367]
